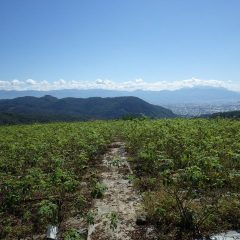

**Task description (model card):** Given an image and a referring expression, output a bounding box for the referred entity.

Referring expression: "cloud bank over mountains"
[0,78,238,92]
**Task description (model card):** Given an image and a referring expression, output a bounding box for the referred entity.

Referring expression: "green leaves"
[63,229,83,240]
[121,118,240,238]
[90,182,107,199]
[37,200,58,225]
[1,119,240,239]
[0,121,115,238]
[86,211,94,225]
[109,211,118,230]
[182,166,206,185]
[0,177,23,211]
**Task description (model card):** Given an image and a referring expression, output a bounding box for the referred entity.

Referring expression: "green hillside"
[0,96,176,124]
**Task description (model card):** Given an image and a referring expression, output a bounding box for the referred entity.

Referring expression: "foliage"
[86,211,94,225]
[37,200,58,225]
[109,211,118,230]
[63,229,83,240]
[120,118,240,239]
[0,95,175,125]
[90,182,107,199]
[0,121,114,238]
[1,118,240,239]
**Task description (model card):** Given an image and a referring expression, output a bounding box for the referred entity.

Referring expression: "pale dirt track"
[87,142,146,240]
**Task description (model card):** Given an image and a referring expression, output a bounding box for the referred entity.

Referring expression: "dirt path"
[87,142,146,240]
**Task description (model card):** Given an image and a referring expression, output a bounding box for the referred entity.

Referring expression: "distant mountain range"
[0,95,176,124]
[1,87,240,104]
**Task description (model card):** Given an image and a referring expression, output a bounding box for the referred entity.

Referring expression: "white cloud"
[135,78,144,83]
[0,77,239,92]
[12,79,21,86]
[0,80,11,87]
[95,79,113,87]
[26,79,37,85]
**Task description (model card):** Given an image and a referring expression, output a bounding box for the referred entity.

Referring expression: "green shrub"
[64,229,83,240]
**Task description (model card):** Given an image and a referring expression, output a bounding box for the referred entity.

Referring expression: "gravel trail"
[87,142,144,240]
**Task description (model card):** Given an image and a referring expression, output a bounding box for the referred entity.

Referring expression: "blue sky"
[0,0,240,91]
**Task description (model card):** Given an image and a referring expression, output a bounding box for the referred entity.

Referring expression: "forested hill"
[209,110,240,119]
[0,95,176,124]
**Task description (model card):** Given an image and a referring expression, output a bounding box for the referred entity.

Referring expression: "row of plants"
[1,118,240,239]
[121,118,240,239]
[0,121,116,239]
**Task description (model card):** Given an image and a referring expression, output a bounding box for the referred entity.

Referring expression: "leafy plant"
[90,182,107,199]
[109,211,118,230]
[110,156,122,167]
[37,200,58,225]
[64,229,83,240]
[86,211,94,225]
[1,119,240,239]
